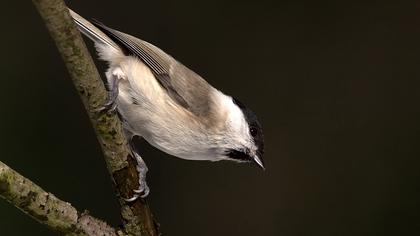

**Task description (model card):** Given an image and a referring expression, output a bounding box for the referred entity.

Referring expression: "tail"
[68,8,118,50]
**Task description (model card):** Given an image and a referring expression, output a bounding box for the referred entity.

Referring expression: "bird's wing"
[92,21,215,118]
[69,9,119,50]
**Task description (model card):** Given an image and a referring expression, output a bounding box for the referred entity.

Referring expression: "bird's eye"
[250,127,258,137]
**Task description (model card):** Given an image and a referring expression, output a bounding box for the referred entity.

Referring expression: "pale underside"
[100,44,250,161]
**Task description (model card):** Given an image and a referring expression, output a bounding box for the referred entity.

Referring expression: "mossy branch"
[0,0,163,235]
[0,161,119,236]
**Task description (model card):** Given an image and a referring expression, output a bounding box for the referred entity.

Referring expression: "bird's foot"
[123,139,150,202]
[95,70,122,114]
[95,97,118,114]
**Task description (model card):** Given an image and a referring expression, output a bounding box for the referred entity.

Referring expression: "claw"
[94,99,118,114]
[123,194,140,202]
[133,184,150,196]
[123,173,150,201]
[132,151,150,198]
[122,133,150,201]
[123,184,149,202]
[140,187,150,198]
[95,75,120,114]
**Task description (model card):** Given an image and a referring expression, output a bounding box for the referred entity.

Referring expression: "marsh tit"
[69,9,265,200]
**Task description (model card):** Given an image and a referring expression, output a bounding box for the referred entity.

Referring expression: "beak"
[252,155,265,170]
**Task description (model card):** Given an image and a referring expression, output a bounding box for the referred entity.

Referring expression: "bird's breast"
[110,61,220,161]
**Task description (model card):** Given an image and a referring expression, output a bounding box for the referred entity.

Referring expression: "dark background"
[1,0,420,235]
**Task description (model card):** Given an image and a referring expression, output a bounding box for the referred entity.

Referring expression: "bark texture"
[0,161,119,236]
[22,0,160,235]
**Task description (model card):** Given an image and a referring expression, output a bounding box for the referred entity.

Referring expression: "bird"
[68,8,265,200]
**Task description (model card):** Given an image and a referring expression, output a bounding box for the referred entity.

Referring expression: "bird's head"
[217,96,265,169]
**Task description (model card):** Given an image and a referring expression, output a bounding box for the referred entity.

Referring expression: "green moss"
[30,0,159,234]
[18,191,38,209]
[27,208,49,223]
[0,177,10,194]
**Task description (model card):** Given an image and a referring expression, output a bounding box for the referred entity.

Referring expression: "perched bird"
[69,9,264,200]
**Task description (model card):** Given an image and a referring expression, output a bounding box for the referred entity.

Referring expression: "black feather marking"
[232,97,265,158]
[226,149,251,161]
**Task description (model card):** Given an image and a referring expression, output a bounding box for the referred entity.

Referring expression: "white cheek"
[215,93,252,148]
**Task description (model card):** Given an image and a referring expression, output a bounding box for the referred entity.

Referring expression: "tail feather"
[68,8,118,50]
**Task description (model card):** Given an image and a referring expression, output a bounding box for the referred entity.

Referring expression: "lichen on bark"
[31,0,159,234]
[0,161,117,235]
[0,0,160,235]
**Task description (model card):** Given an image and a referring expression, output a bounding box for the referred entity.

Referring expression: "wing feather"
[89,20,214,119]
[91,20,192,108]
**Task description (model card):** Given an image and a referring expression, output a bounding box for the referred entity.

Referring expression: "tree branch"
[0,161,119,236]
[29,0,159,235]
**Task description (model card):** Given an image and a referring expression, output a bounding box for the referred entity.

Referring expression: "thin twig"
[0,161,119,236]
[30,0,159,235]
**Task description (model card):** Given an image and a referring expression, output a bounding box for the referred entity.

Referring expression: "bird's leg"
[131,147,150,196]
[96,68,124,113]
[123,130,150,201]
